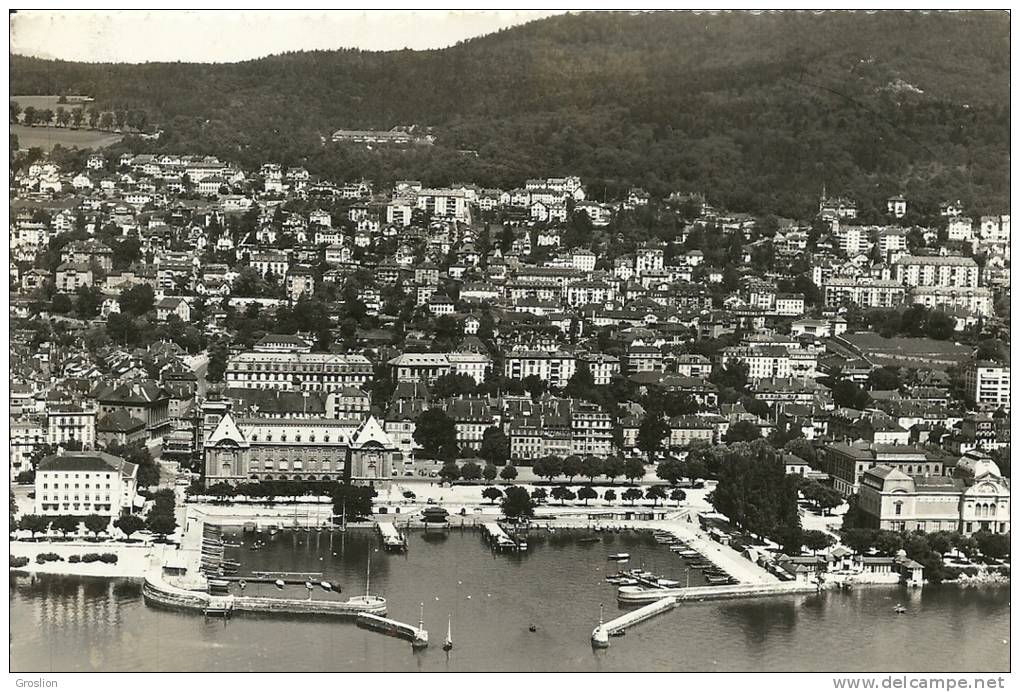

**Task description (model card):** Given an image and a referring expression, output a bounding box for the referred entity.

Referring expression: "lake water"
[9,528,1010,672]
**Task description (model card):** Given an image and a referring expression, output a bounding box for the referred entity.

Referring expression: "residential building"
[964,362,1010,410]
[46,403,97,448]
[894,255,979,289]
[504,350,577,389]
[823,277,905,309]
[34,451,138,517]
[225,352,373,392]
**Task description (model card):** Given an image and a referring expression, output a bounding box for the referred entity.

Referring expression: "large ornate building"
[202,404,400,488]
[857,450,1010,535]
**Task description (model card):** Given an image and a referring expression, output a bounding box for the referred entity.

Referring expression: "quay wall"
[142,576,209,611]
[142,572,386,617]
[677,582,821,602]
[233,596,385,616]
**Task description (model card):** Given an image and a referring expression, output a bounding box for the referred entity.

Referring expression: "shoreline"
[9,540,159,579]
[11,528,1011,591]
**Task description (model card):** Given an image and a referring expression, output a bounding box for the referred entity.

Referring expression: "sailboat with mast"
[442,615,453,651]
[344,550,387,613]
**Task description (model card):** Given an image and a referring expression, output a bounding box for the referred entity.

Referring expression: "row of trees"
[431,454,650,486]
[531,455,645,484]
[14,513,146,540]
[11,101,150,132]
[438,460,518,484]
[485,484,687,507]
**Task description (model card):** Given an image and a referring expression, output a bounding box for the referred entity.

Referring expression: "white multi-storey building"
[964,363,1010,410]
[504,350,577,389]
[10,416,45,479]
[249,250,290,279]
[225,352,373,392]
[823,277,906,309]
[35,451,138,518]
[576,353,621,385]
[720,346,792,381]
[634,247,664,275]
[833,224,870,257]
[46,403,97,448]
[909,286,995,317]
[387,352,491,385]
[980,215,1010,243]
[947,217,974,242]
[894,255,979,288]
[571,403,613,456]
[415,188,471,222]
[386,202,413,227]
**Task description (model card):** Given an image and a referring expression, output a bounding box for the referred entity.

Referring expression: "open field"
[11,94,95,110]
[11,123,122,151]
[840,331,973,368]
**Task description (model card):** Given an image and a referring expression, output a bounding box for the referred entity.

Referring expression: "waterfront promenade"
[543,511,778,585]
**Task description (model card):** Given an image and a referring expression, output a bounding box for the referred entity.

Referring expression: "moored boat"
[617,585,685,603]
[442,615,453,652]
[608,553,631,561]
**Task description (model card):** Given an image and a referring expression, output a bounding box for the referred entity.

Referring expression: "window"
[894,502,902,516]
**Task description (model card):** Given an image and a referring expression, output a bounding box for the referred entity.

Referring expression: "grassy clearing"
[11,124,123,151]
[10,95,94,110]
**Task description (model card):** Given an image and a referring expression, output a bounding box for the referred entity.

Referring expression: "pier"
[594,581,821,645]
[143,573,387,617]
[378,522,408,552]
[591,596,677,647]
[618,580,821,604]
[481,522,519,551]
[220,575,330,587]
[356,613,429,649]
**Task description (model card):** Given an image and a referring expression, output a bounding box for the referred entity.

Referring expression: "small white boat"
[442,615,453,652]
[608,553,631,561]
[320,581,333,592]
[894,604,907,614]
[657,579,680,588]
[305,581,314,590]
[274,579,285,590]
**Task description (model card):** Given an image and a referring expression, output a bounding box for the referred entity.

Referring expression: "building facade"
[34,451,138,518]
[225,352,373,392]
[203,410,399,487]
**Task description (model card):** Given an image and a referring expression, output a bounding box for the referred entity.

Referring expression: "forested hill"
[11,10,1010,218]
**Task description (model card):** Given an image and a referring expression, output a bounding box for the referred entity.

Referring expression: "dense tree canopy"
[11,11,1008,216]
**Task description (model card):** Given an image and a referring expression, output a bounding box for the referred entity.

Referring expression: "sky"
[9,10,567,63]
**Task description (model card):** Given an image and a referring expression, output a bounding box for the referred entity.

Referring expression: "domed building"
[858,449,1009,535]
